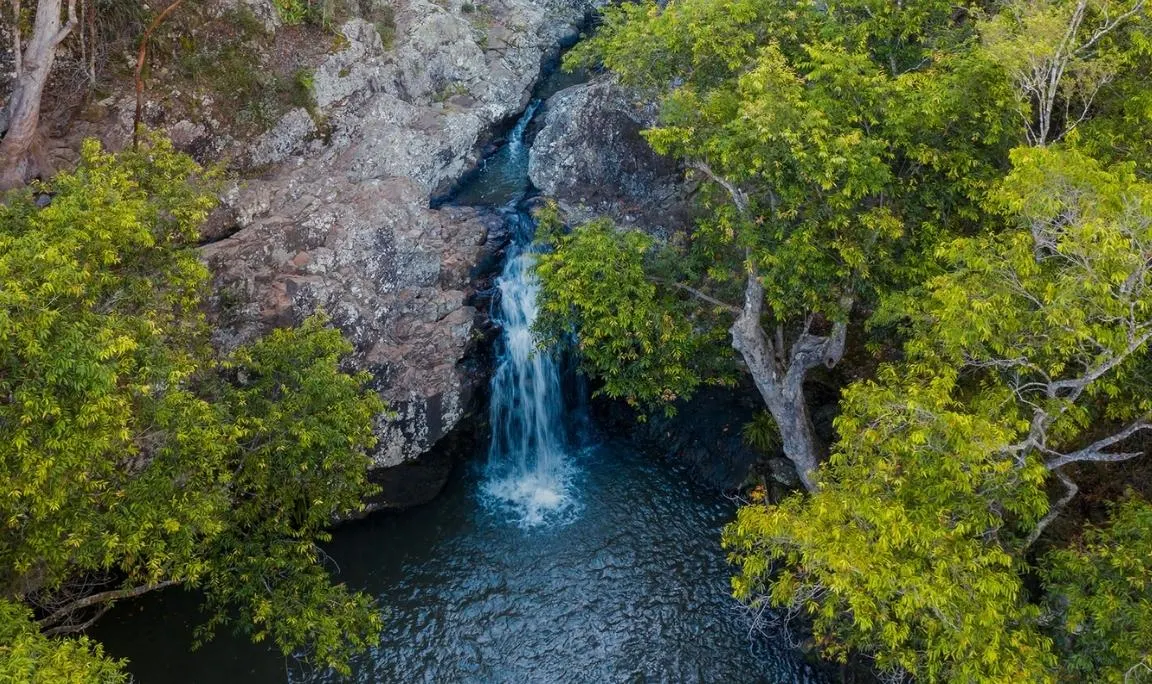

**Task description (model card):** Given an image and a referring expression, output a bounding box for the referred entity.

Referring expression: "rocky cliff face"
[528,77,693,238]
[195,0,591,506]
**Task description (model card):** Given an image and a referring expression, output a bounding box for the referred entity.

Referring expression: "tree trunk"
[133,0,188,147]
[0,0,77,190]
[729,272,847,492]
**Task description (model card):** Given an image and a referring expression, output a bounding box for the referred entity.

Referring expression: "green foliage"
[274,0,339,27]
[374,6,397,50]
[726,140,1152,680]
[198,319,384,674]
[978,0,1152,146]
[0,141,384,677]
[726,367,1054,681]
[0,137,225,592]
[899,144,1152,435]
[0,601,126,684]
[168,31,318,134]
[534,213,730,411]
[1043,497,1152,683]
[569,0,1019,318]
[563,2,1152,679]
[741,411,781,454]
[542,0,1023,437]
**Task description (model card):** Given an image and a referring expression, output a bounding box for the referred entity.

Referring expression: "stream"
[94,74,824,684]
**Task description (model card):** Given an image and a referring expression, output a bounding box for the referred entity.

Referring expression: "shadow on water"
[94,63,827,684]
[96,442,823,683]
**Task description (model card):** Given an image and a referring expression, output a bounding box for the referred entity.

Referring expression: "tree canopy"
[539,0,1152,679]
[0,138,385,679]
[542,0,1025,489]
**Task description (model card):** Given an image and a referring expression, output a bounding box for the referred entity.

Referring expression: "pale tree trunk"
[688,159,852,492]
[0,0,78,190]
[729,269,850,492]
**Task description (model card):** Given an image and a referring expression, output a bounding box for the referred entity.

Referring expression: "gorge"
[10,0,1145,679]
[91,64,824,683]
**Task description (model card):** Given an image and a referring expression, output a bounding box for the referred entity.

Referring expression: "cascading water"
[449,100,541,207]
[479,103,579,527]
[94,72,827,684]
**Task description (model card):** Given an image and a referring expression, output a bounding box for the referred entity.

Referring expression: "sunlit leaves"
[725,367,1055,681]
[1043,497,1152,682]
[0,141,384,676]
[0,601,126,683]
[198,318,385,675]
[535,215,727,411]
[0,137,225,592]
[733,142,1152,680]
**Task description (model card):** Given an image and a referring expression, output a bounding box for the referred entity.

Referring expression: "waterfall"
[481,101,578,527]
[505,100,540,160]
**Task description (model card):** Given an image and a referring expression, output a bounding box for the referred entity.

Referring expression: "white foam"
[481,464,581,529]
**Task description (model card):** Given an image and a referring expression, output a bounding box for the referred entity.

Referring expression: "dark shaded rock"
[528,78,694,237]
[594,382,770,490]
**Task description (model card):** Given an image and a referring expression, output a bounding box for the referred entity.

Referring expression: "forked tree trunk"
[729,272,849,492]
[687,161,851,491]
[0,0,77,190]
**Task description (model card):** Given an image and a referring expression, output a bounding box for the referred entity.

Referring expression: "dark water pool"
[95,440,822,683]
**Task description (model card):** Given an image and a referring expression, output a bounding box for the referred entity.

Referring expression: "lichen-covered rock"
[204,0,592,507]
[203,177,503,475]
[247,108,318,168]
[528,78,693,237]
[212,0,282,32]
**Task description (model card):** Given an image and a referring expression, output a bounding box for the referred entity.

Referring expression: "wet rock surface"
[593,384,772,491]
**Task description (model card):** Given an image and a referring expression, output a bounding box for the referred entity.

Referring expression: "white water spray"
[481,102,578,527]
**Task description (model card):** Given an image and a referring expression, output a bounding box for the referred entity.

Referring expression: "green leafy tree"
[979,0,1149,147]
[197,319,384,673]
[0,137,226,596]
[534,213,731,409]
[1043,497,1152,683]
[550,0,1152,678]
[543,0,1019,490]
[0,601,126,683]
[0,138,385,678]
[726,143,1152,681]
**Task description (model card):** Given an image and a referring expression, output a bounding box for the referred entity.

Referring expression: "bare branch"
[134,0,189,147]
[651,278,740,315]
[1045,418,1151,470]
[1047,330,1152,401]
[1076,0,1146,55]
[37,580,180,629]
[1125,662,1152,684]
[51,0,78,46]
[41,604,112,637]
[690,160,752,219]
[1023,470,1078,550]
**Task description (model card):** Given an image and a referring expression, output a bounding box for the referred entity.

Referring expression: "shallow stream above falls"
[94,70,826,683]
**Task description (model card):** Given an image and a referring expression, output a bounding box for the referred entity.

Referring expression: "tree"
[0,600,126,682]
[546,0,1152,678]
[724,143,1152,682]
[1043,496,1152,683]
[980,0,1149,146]
[1,0,79,189]
[541,0,1019,489]
[0,138,384,677]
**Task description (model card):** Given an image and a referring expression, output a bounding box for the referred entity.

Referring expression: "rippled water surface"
[97,64,824,682]
[97,440,823,683]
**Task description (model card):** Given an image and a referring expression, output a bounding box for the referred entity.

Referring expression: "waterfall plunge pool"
[94,75,826,684]
[95,441,822,683]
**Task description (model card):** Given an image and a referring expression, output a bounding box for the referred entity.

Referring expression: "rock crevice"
[204,0,592,505]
